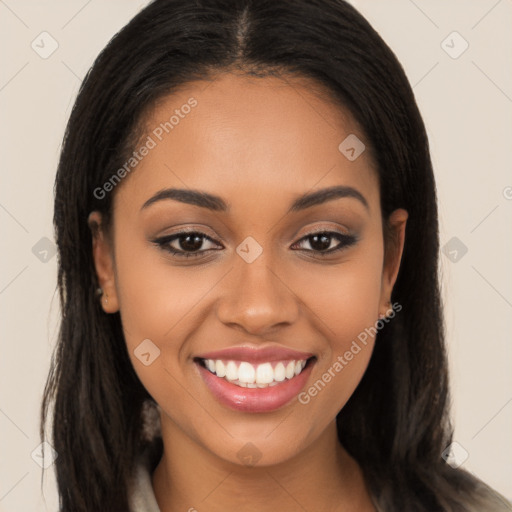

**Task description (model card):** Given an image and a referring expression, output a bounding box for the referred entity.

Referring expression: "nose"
[216,252,300,336]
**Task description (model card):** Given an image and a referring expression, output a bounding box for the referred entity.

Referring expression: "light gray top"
[128,447,161,512]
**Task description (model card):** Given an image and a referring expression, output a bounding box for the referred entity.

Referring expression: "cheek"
[111,232,204,399]
[113,230,209,346]
[290,239,384,418]
[288,233,384,345]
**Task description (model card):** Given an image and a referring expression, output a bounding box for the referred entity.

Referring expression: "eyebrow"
[141,185,369,213]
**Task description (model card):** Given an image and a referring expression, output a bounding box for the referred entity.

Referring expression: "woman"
[40,0,512,510]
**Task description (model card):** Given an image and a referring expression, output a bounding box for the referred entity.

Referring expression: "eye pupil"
[310,234,331,251]
[180,233,204,251]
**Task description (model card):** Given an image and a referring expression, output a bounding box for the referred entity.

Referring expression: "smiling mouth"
[194,356,316,388]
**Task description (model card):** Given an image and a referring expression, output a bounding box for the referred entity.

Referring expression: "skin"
[89,72,408,511]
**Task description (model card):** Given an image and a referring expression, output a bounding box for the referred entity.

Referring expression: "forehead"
[113,72,379,215]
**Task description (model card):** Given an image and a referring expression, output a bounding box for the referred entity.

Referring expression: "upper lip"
[195,345,314,363]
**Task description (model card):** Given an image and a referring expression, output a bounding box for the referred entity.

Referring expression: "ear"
[379,208,408,317]
[88,211,119,313]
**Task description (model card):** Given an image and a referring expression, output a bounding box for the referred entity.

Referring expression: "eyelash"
[152,229,358,259]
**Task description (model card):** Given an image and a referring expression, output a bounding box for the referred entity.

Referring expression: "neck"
[152,415,376,512]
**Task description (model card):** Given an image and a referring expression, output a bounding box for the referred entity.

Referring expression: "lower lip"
[196,359,315,413]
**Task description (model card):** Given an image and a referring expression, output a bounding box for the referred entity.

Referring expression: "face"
[89,72,407,466]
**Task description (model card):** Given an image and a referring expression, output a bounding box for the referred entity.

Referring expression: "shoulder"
[442,466,512,512]
[466,475,512,512]
[366,465,512,511]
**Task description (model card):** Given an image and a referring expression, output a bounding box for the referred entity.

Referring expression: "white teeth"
[225,361,238,381]
[215,360,226,378]
[274,362,286,382]
[238,362,255,383]
[201,357,311,388]
[255,362,274,384]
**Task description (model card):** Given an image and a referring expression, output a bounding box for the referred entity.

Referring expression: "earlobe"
[379,208,408,316]
[88,211,120,313]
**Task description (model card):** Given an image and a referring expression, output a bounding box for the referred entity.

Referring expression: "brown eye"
[153,231,221,258]
[291,231,357,256]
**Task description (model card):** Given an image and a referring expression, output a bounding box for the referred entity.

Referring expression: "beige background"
[0,0,511,510]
